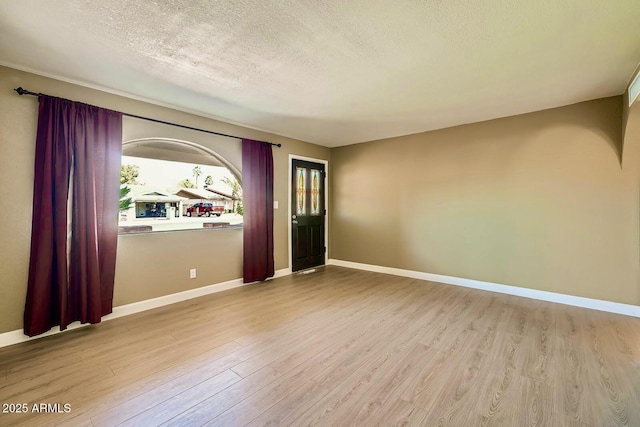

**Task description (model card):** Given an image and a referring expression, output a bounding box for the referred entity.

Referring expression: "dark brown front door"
[291,159,326,272]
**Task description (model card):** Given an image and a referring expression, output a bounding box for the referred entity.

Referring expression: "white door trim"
[288,155,329,272]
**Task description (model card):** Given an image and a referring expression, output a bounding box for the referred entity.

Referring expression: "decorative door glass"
[296,167,306,215]
[311,169,321,215]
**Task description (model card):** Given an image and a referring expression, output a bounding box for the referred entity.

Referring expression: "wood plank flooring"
[1,266,639,426]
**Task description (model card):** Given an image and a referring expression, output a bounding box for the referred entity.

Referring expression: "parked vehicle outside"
[186,202,224,217]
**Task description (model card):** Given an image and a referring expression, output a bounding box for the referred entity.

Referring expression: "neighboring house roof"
[133,194,184,203]
[204,187,238,200]
[174,187,215,199]
[175,187,237,201]
[122,184,186,203]
[122,184,170,197]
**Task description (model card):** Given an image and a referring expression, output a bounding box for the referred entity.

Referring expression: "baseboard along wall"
[0,268,291,349]
[3,260,639,349]
[328,259,640,318]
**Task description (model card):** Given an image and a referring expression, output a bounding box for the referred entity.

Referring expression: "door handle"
[292,220,298,224]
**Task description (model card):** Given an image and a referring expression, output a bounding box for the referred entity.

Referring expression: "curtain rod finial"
[14,87,38,96]
[14,87,29,96]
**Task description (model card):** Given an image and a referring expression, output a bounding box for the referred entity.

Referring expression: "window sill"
[118,223,243,235]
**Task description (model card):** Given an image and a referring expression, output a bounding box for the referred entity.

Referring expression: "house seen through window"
[119,141,242,234]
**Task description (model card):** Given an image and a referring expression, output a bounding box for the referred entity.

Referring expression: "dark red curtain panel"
[242,139,274,283]
[24,96,122,337]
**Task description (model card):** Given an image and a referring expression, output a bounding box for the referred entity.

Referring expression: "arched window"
[119,138,242,233]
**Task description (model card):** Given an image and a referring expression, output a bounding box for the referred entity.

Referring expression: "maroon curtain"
[242,139,274,283]
[24,96,122,337]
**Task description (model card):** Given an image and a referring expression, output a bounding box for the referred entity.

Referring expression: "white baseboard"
[273,268,292,279]
[328,259,640,318]
[0,268,291,349]
[5,260,637,349]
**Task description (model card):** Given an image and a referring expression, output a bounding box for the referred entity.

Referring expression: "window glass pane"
[296,167,306,216]
[119,155,242,234]
[311,169,321,216]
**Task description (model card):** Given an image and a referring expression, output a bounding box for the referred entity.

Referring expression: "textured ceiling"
[1,0,639,147]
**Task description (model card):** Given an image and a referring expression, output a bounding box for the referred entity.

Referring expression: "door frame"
[288,154,329,273]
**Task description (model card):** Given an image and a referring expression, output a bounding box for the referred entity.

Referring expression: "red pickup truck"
[186,202,224,217]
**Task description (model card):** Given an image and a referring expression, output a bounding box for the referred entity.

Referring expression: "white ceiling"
[1,1,639,147]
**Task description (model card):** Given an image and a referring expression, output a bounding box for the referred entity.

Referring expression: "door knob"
[292,220,298,224]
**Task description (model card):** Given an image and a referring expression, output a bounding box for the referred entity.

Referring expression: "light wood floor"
[1,266,639,426]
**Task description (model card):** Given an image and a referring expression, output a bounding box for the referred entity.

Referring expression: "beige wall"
[2,63,639,335]
[622,64,640,170]
[0,65,330,333]
[331,97,640,305]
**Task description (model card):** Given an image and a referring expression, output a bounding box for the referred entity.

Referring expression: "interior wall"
[3,62,637,336]
[0,65,330,333]
[331,97,640,306]
[622,65,640,171]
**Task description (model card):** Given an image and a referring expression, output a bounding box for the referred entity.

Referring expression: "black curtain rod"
[13,87,281,148]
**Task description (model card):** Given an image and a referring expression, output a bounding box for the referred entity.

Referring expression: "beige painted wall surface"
[331,97,640,305]
[114,229,243,306]
[0,65,329,333]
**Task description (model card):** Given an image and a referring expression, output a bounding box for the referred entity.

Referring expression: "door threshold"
[296,265,325,275]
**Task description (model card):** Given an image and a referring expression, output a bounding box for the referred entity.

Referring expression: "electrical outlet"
[189,268,196,279]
